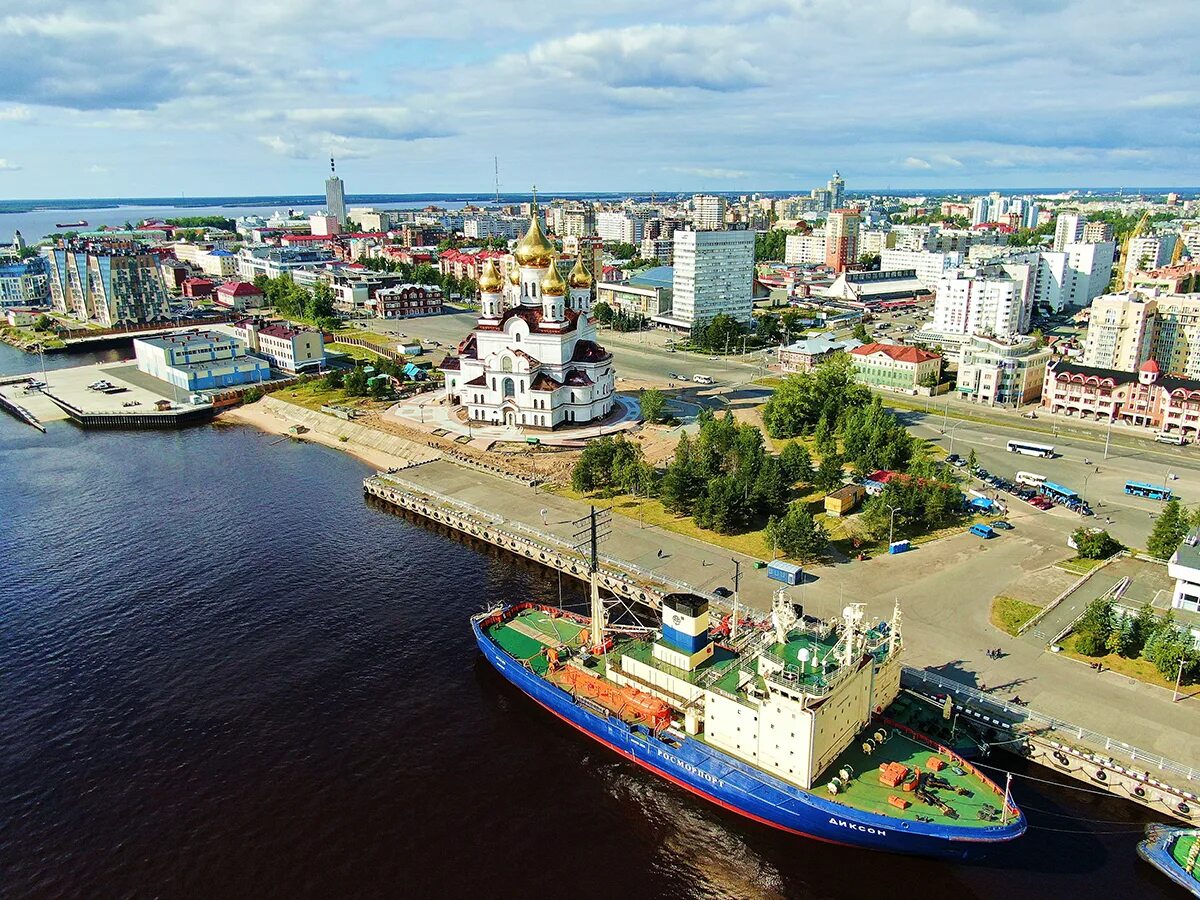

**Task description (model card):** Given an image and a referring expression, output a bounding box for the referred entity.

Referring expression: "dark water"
[0,344,1180,898]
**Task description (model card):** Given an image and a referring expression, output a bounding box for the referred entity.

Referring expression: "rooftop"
[851,342,940,364]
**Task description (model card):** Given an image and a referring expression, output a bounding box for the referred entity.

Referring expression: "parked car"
[712,586,734,598]
[992,520,1014,530]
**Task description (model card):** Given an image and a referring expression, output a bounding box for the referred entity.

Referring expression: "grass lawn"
[1055,557,1107,575]
[1058,633,1185,690]
[270,380,388,415]
[327,341,387,362]
[991,596,1043,636]
[557,487,776,560]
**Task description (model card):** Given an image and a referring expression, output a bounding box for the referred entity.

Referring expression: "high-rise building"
[671,229,755,325]
[1053,213,1085,252]
[1125,235,1178,278]
[784,232,827,264]
[1006,241,1116,311]
[970,196,990,226]
[325,157,347,226]
[824,209,860,273]
[0,254,50,308]
[692,195,727,230]
[932,266,1034,339]
[1083,221,1114,243]
[1081,291,1157,372]
[595,211,646,244]
[42,243,171,326]
[827,171,845,211]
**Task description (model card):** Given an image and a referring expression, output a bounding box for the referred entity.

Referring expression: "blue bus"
[1125,480,1173,501]
[1041,482,1078,501]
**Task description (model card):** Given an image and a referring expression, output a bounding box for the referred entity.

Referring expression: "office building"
[932,266,1034,338]
[879,249,963,288]
[1053,213,1085,251]
[824,209,860,273]
[1041,357,1200,437]
[957,335,1051,407]
[42,243,171,326]
[438,206,615,430]
[325,158,347,226]
[777,336,863,374]
[368,284,443,319]
[231,318,326,373]
[596,267,674,319]
[310,214,341,237]
[692,195,727,230]
[133,330,271,391]
[849,342,941,391]
[670,229,755,326]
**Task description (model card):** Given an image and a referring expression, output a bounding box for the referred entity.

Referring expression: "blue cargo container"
[889,540,911,554]
[767,560,803,585]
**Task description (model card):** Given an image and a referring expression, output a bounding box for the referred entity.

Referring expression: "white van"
[1015,471,1046,487]
[693,374,714,385]
[1155,432,1186,445]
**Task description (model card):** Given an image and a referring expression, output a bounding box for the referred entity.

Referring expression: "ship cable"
[971,761,1133,799]
[1025,823,1150,835]
[1015,801,1161,825]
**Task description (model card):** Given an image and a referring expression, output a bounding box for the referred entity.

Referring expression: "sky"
[0,0,1196,199]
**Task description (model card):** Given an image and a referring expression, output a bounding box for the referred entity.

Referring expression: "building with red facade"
[1041,358,1200,439]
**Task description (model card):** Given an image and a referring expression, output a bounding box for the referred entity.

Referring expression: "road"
[890,403,1197,549]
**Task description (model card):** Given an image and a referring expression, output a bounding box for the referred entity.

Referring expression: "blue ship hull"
[473,613,1025,861]
[1138,826,1200,897]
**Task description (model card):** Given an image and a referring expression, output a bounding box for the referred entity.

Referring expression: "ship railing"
[902,666,1199,784]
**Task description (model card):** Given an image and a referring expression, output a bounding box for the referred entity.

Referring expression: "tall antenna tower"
[494,156,501,205]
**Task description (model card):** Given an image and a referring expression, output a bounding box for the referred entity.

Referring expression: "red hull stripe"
[528,694,859,851]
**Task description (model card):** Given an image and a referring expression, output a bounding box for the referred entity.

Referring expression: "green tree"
[766,504,829,560]
[34,314,55,331]
[660,433,701,513]
[593,301,614,325]
[814,452,844,491]
[607,242,638,260]
[322,369,344,390]
[779,441,814,486]
[852,322,870,342]
[1071,528,1123,560]
[1148,499,1188,559]
[369,376,391,400]
[343,367,369,397]
[761,354,869,439]
[1142,612,1199,682]
[1073,595,1114,657]
[857,252,881,269]
[570,435,643,493]
[755,313,781,344]
[967,449,978,470]
[640,388,667,424]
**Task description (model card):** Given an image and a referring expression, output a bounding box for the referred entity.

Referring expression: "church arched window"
[503,377,515,398]
[501,357,512,372]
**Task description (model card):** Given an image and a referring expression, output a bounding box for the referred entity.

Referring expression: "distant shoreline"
[3,186,1199,216]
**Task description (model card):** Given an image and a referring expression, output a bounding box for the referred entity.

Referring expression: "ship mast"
[573,505,611,652]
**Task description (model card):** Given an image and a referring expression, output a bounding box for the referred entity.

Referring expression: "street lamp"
[887,504,900,548]
[948,420,967,457]
[1174,655,1187,702]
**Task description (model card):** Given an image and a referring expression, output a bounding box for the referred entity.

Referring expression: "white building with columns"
[439,205,616,429]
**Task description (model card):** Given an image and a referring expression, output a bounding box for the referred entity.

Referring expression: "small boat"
[54,220,88,229]
[1138,824,1200,896]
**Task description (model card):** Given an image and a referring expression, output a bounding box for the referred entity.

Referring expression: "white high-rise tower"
[325,157,347,226]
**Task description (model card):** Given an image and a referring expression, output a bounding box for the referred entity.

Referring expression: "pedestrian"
[657,549,663,558]
[540,507,548,525]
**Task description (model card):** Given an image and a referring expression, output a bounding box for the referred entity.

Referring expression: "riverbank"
[218,398,440,472]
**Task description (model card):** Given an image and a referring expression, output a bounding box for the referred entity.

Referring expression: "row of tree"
[1073,596,1198,684]
[761,355,870,439]
[592,302,647,332]
[252,274,338,330]
[1147,499,1200,559]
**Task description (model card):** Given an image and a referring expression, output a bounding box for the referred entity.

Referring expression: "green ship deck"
[487,608,1011,829]
[813,730,1009,827]
[1170,832,1199,883]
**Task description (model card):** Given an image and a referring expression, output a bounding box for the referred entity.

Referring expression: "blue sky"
[0,0,1195,198]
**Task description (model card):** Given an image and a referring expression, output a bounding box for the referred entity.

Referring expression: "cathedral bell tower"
[478,258,504,321]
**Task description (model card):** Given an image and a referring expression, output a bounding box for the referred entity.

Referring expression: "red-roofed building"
[437,248,508,282]
[849,342,941,391]
[230,317,325,373]
[213,280,265,312]
[181,277,215,299]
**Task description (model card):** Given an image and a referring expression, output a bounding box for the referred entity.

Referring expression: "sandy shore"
[218,402,418,473]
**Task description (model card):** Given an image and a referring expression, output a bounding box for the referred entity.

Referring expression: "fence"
[902,666,1198,783]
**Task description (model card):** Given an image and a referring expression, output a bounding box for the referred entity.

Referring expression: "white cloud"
[902,157,934,170]
[88,164,109,174]
[0,104,31,121]
[0,158,22,171]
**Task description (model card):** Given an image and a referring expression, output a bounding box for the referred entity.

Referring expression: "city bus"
[1125,480,1173,501]
[1006,439,1055,458]
[1041,481,1078,502]
[1015,471,1047,487]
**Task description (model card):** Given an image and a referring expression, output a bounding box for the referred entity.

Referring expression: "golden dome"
[507,255,520,284]
[513,208,555,268]
[478,258,503,293]
[568,252,592,289]
[541,253,567,296]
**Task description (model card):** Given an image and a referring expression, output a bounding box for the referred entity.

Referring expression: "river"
[0,341,1179,898]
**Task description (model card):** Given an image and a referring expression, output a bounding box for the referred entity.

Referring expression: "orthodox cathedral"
[439,202,616,429]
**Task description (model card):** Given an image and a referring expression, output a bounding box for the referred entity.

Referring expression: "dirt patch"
[1002,563,1079,606]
